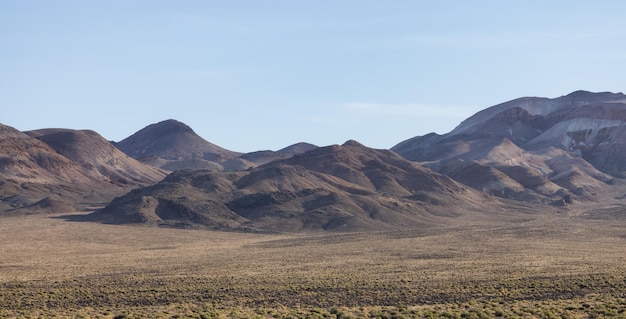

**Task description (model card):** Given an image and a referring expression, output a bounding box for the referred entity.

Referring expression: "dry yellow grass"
[1,210,626,318]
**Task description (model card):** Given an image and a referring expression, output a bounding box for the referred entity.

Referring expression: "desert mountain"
[116,119,317,172]
[239,142,319,165]
[392,90,623,203]
[0,124,165,214]
[115,119,242,169]
[1,124,86,184]
[91,141,488,232]
[26,128,165,186]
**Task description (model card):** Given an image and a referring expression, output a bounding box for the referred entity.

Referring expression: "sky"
[2,1,626,152]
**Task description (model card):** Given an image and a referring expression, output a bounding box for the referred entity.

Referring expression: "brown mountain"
[91,141,487,232]
[115,119,242,170]
[0,124,85,185]
[392,90,623,203]
[273,140,465,198]
[239,142,318,166]
[277,142,319,155]
[116,119,317,172]
[26,128,165,186]
[0,124,165,214]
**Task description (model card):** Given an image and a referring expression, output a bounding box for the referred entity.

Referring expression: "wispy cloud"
[342,102,479,118]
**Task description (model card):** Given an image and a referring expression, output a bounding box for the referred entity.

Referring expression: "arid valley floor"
[1,206,626,318]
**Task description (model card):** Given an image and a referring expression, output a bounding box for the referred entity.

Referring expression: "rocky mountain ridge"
[91,141,488,232]
[392,90,625,204]
[116,119,318,171]
[3,89,626,231]
[115,119,241,162]
[0,124,166,214]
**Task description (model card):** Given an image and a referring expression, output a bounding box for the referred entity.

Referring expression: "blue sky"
[2,1,626,152]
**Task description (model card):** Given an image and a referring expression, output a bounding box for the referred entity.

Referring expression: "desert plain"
[1,204,626,318]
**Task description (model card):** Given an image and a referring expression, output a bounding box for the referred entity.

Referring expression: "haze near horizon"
[2,1,626,152]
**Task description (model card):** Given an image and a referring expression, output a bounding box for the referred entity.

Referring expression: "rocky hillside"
[0,124,166,214]
[115,119,241,167]
[26,128,165,186]
[392,90,624,204]
[239,142,318,165]
[91,141,488,232]
[5,89,626,223]
[115,119,317,171]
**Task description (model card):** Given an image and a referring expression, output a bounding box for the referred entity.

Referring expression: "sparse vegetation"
[1,211,625,318]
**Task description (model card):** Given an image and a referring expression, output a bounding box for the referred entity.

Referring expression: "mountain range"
[92,141,486,232]
[115,119,318,172]
[0,125,165,214]
[2,90,626,231]
[393,90,625,204]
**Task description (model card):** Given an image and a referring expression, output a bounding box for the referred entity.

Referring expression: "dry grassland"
[1,210,626,318]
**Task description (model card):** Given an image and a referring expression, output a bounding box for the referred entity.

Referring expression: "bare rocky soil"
[0,207,625,317]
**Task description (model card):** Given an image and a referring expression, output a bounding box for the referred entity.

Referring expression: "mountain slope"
[26,128,165,186]
[91,141,487,232]
[116,119,318,171]
[116,119,241,163]
[0,124,85,184]
[239,142,318,166]
[0,124,166,214]
[394,91,626,161]
[273,140,465,198]
[392,90,624,203]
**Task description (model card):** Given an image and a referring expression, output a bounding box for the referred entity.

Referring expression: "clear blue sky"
[2,1,626,152]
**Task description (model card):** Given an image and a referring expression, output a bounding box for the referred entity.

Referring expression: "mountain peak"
[0,123,165,213]
[148,119,195,134]
[562,90,625,101]
[116,119,240,162]
[392,89,626,204]
[342,140,365,147]
[276,142,318,155]
[93,137,477,232]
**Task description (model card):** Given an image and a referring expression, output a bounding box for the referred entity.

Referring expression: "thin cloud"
[343,102,479,118]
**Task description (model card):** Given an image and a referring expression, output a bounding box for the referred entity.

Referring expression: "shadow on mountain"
[88,141,490,232]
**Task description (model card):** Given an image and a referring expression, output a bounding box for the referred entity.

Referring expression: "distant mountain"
[5,89,626,222]
[277,142,319,155]
[91,141,487,232]
[392,90,624,203]
[26,128,165,186]
[116,119,318,172]
[239,142,318,165]
[0,124,165,214]
[115,119,241,165]
[273,140,464,197]
[1,124,85,213]
[0,124,84,185]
